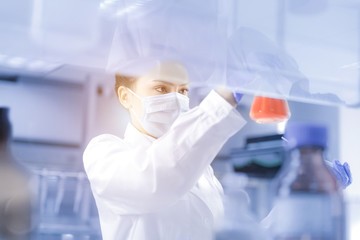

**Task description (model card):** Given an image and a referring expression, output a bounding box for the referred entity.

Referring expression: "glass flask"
[249,96,290,124]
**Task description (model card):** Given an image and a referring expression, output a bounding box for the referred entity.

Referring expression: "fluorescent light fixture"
[27,60,46,68]
[0,54,60,73]
[27,60,60,72]
[99,0,120,10]
[0,54,7,62]
[340,62,360,69]
[7,57,27,68]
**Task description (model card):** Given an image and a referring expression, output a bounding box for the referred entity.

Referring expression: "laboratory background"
[0,0,359,239]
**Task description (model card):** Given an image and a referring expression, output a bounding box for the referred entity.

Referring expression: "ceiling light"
[7,57,26,68]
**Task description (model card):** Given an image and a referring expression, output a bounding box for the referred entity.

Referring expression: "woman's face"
[120,62,190,137]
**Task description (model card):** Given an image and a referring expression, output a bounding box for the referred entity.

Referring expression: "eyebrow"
[151,80,189,87]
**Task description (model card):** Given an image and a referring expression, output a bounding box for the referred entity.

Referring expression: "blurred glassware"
[215,172,269,240]
[0,107,35,239]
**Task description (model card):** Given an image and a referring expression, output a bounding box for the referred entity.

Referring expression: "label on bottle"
[272,193,343,240]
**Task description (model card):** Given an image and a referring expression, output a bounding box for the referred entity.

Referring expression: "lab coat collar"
[124,123,156,147]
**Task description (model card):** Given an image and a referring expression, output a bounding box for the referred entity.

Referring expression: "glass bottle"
[215,172,268,240]
[0,107,35,239]
[271,123,345,240]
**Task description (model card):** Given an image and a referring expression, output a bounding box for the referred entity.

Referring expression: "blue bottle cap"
[284,122,327,149]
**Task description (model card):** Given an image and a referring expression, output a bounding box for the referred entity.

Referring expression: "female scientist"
[83,62,246,240]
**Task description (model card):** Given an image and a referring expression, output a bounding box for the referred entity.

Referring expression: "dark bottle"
[271,123,345,240]
[0,107,34,239]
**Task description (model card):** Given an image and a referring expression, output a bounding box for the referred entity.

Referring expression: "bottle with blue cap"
[271,122,345,240]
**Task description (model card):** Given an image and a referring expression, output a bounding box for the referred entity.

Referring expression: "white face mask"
[127,88,190,138]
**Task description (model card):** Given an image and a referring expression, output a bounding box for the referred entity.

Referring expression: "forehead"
[147,80,188,88]
[137,62,189,85]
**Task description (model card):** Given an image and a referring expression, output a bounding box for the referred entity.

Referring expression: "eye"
[178,88,189,96]
[155,86,167,94]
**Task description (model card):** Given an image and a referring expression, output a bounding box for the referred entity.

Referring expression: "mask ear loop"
[129,107,139,118]
[126,87,142,100]
[126,88,143,120]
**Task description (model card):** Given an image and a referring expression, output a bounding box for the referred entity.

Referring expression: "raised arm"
[84,90,246,214]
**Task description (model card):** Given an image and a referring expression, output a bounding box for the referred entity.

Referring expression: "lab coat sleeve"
[84,90,246,215]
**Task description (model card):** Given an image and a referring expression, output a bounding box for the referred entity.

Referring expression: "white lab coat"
[83,90,246,240]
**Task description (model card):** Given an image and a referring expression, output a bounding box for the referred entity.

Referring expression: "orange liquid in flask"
[250,96,290,123]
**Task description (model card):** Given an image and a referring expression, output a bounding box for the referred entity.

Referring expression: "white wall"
[0,78,85,145]
[1,77,86,170]
[81,79,129,143]
[340,106,360,198]
[339,106,360,240]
